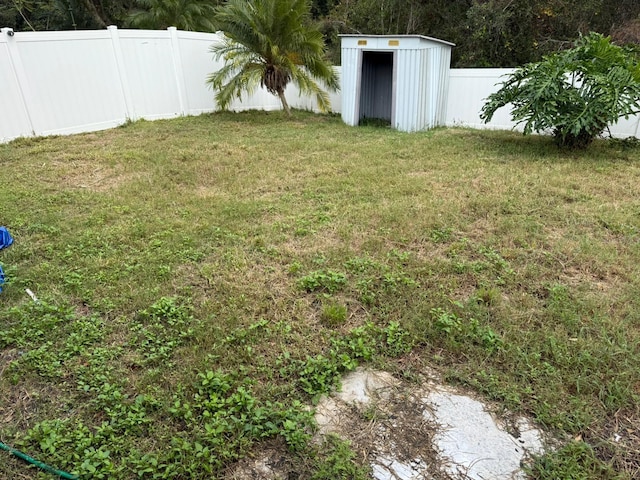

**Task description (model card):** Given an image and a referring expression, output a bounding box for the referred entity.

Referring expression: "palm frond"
[208,62,264,110]
[289,65,333,112]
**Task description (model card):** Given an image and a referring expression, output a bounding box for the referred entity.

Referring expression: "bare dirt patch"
[227,444,293,480]
[48,160,142,191]
[587,406,640,479]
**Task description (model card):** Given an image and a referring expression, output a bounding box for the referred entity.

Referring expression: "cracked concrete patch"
[372,456,430,480]
[317,368,548,480]
[233,367,549,479]
[335,369,401,405]
[424,388,544,480]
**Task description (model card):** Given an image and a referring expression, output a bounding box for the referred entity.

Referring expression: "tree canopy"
[127,0,218,32]
[1,0,639,67]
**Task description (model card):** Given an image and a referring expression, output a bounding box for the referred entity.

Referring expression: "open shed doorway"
[358,51,395,126]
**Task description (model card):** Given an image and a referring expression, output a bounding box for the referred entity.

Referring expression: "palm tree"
[128,0,218,32]
[207,0,339,115]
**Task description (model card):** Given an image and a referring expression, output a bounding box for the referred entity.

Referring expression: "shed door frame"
[354,49,397,125]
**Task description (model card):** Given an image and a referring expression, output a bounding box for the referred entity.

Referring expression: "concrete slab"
[234,368,549,479]
[336,369,401,405]
[423,387,545,479]
[315,368,548,480]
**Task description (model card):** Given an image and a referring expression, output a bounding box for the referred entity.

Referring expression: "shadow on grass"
[446,127,640,164]
[201,108,341,126]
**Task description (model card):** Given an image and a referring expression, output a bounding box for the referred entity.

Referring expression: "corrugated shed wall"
[394,49,410,131]
[416,49,428,129]
[417,47,450,131]
[395,49,429,132]
[340,36,453,132]
[366,48,450,132]
[436,47,452,126]
[340,47,359,126]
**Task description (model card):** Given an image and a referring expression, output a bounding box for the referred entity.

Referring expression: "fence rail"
[1,27,639,143]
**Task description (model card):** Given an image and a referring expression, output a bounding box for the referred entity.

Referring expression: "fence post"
[168,27,188,116]
[2,27,37,137]
[108,25,136,122]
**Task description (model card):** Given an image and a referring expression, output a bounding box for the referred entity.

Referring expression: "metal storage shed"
[339,35,454,132]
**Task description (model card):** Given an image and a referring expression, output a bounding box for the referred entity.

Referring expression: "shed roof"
[339,34,455,47]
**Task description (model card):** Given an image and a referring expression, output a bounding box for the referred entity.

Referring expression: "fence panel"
[0,32,32,142]
[117,29,183,120]
[608,115,640,139]
[11,30,128,137]
[446,68,516,130]
[174,30,219,115]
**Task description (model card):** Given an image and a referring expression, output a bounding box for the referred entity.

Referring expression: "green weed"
[299,270,348,293]
[528,442,622,480]
[311,434,370,480]
[320,302,348,327]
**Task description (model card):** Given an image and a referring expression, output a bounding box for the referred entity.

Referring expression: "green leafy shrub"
[298,270,347,293]
[130,297,197,366]
[481,33,640,148]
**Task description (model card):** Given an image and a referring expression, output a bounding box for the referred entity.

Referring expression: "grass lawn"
[1,110,639,479]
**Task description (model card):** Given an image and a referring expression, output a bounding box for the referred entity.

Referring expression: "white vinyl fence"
[445,69,640,138]
[1,27,639,143]
[0,27,287,143]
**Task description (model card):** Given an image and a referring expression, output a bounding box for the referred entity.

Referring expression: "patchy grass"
[1,110,639,478]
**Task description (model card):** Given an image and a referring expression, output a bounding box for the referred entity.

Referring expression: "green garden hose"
[0,441,78,479]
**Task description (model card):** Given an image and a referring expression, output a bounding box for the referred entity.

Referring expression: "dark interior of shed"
[358,51,394,126]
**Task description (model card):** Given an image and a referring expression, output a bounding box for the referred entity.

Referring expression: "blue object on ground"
[0,227,13,250]
[0,226,13,292]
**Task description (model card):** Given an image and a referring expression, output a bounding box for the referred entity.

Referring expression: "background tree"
[207,0,339,115]
[2,0,639,69]
[458,0,538,67]
[127,0,219,31]
[1,0,77,30]
[480,33,640,148]
[323,0,640,67]
[0,0,134,31]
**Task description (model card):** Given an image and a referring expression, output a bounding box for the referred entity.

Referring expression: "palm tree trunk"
[277,90,291,116]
